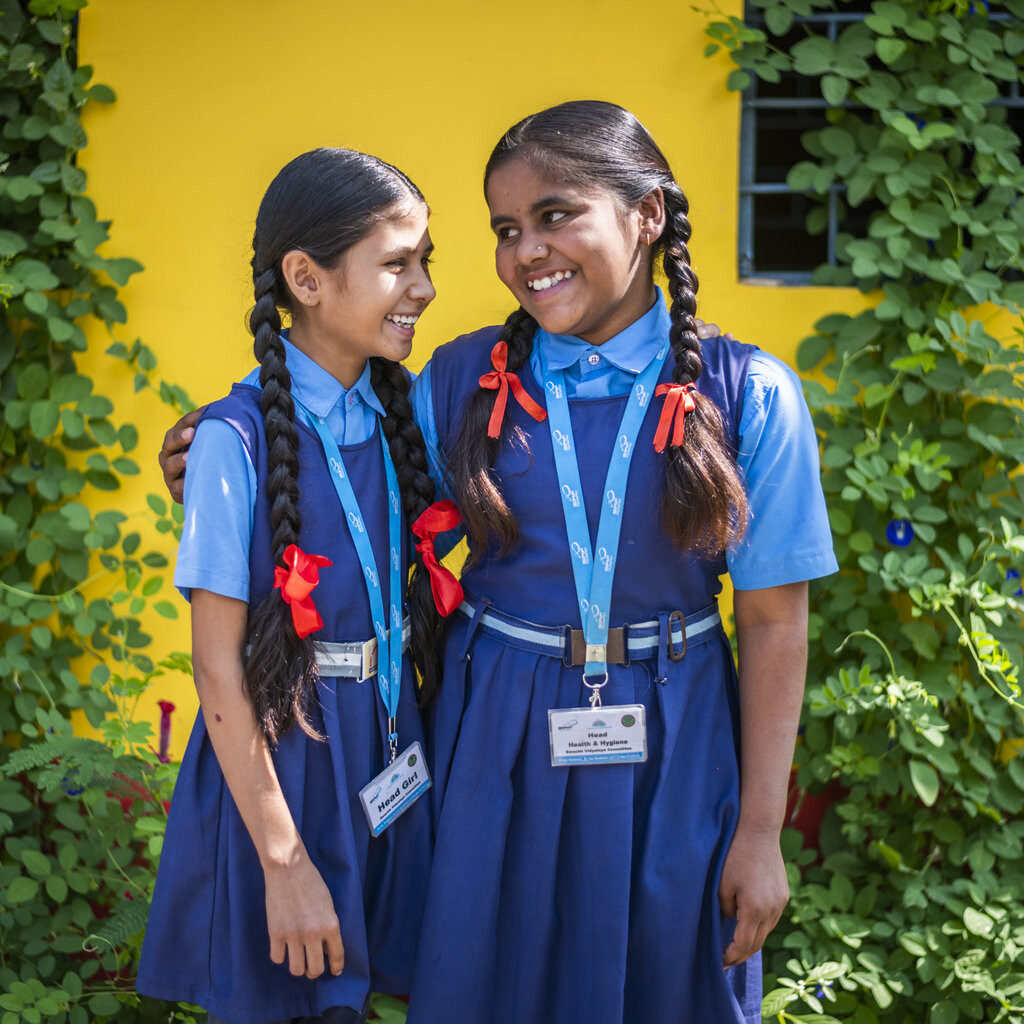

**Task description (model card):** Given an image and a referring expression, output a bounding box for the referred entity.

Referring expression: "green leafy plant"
[704,1,1024,1021]
[0,0,195,1019]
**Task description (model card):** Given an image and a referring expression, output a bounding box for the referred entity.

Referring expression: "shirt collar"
[280,332,386,419]
[534,288,672,374]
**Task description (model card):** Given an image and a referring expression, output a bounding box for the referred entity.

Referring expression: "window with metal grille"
[738,3,1024,283]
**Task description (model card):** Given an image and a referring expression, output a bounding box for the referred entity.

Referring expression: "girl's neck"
[288,323,366,390]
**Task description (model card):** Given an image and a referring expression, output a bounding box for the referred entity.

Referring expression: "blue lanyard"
[541,344,670,699]
[300,403,404,762]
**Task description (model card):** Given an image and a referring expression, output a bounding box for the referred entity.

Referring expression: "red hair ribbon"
[411,500,465,617]
[653,382,698,453]
[479,340,547,438]
[273,544,333,638]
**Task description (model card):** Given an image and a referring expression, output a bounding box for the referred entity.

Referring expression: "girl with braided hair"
[405,101,837,1023]
[138,148,457,1024]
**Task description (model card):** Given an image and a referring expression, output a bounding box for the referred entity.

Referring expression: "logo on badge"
[389,772,401,785]
[368,785,381,801]
[621,714,636,728]
[407,753,417,767]
[591,719,607,728]
[557,719,578,731]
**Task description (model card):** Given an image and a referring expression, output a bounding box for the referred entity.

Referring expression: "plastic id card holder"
[359,741,431,836]
[548,705,648,766]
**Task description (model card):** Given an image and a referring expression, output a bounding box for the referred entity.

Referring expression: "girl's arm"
[719,580,808,967]
[191,588,345,979]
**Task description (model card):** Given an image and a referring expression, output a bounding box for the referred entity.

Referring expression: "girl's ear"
[637,187,667,245]
[280,250,321,308]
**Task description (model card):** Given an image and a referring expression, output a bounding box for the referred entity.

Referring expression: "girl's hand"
[718,824,789,967]
[264,851,345,979]
[158,406,206,503]
[693,317,736,342]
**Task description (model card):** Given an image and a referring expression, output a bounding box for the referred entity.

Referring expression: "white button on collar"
[587,353,600,366]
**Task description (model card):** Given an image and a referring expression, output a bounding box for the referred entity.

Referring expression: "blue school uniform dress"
[405,297,837,1024]
[136,340,431,1024]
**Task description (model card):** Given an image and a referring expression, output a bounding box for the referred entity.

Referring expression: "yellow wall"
[77,0,865,759]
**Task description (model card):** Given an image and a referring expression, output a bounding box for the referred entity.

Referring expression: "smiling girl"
[137,148,447,1024]
[406,102,837,1024]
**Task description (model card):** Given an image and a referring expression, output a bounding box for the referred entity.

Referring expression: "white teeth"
[528,270,573,292]
[386,314,418,326]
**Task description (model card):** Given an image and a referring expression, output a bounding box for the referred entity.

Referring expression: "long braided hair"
[448,101,748,562]
[243,148,442,741]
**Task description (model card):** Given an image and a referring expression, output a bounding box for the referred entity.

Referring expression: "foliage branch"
[704,1,1024,1021]
[0,0,197,1020]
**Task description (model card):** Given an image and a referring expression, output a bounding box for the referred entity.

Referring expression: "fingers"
[693,317,720,340]
[273,923,344,979]
[692,318,737,342]
[325,925,346,976]
[163,451,189,504]
[721,898,787,967]
[303,934,326,979]
[159,407,206,503]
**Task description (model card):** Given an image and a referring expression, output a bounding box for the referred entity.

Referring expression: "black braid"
[369,357,445,704]
[233,148,432,739]
[242,264,322,743]
[657,188,748,552]
[482,101,748,555]
[447,306,538,565]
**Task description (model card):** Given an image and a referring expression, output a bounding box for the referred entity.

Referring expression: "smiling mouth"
[527,270,574,293]
[385,313,419,326]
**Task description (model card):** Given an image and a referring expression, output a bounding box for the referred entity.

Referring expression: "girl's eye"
[544,210,567,225]
[386,259,406,270]
[495,225,520,242]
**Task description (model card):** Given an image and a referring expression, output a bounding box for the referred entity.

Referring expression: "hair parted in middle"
[245,147,443,740]
[447,99,749,566]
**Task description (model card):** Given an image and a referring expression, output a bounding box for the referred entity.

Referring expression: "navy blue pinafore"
[137,385,431,1024]
[407,328,761,1024]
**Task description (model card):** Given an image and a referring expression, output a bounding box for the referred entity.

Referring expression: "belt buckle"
[360,637,379,681]
[667,609,687,662]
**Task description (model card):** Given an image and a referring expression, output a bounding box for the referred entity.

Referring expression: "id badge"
[359,741,431,836]
[548,704,647,766]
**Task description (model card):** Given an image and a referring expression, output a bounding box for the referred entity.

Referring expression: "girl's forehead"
[486,159,602,209]
[368,200,430,242]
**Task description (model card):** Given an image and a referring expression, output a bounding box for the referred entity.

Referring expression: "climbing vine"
[0,0,195,1020]
[705,1,1024,1021]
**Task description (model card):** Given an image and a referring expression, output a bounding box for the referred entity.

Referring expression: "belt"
[312,617,411,681]
[455,598,721,666]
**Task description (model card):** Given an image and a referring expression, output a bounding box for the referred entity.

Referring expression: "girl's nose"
[517,233,548,264]
[409,268,436,304]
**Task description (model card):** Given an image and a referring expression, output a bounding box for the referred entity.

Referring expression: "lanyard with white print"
[300,404,404,763]
[542,343,669,690]
[541,344,669,765]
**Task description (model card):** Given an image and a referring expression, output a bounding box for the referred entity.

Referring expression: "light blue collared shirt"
[410,296,838,589]
[174,335,385,602]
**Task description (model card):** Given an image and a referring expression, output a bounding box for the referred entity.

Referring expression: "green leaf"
[909,760,940,806]
[963,907,994,937]
[4,876,40,904]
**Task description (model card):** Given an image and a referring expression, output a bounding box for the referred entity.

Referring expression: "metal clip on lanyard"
[300,403,404,764]
[541,344,670,706]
